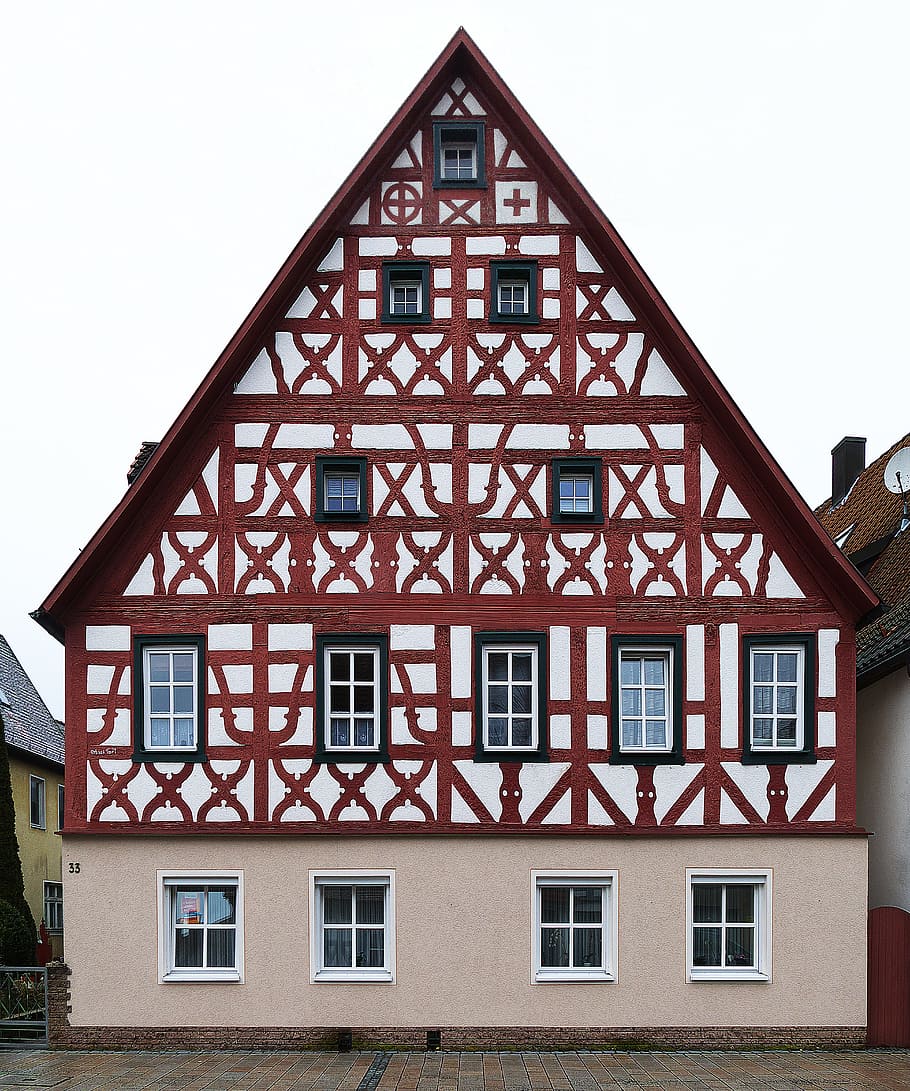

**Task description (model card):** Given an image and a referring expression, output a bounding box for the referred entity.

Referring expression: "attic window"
[381,263,430,325]
[433,122,486,189]
[0,685,9,707]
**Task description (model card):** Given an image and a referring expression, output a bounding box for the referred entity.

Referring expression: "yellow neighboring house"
[0,635,65,960]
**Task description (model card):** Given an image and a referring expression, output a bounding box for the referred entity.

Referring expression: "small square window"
[551,459,603,524]
[158,871,243,983]
[532,872,617,983]
[315,457,368,523]
[687,870,771,982]
[433,121,486,189]
[382,263,430,324]
[742,635,815,764]
[133,636,206,763]
[315,634,389,763]
[474,632,548,762]
[30,775,45,829]
[44,881,63,933]
[310,871,395,982]
[489,262,538,324]
[610,636,683,765]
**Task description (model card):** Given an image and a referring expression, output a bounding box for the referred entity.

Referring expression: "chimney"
[831,436,866,506]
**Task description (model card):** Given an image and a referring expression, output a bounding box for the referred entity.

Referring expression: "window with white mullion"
[558,473,593,514]
[321,884,386,970]
[539,885,605,971]
[324,472,361,514]
[483,646,537,750]
[144,646,197,750]
[497,279,528,315]
[326,647,379,751]
[390,280,422,316]
[691,882,758,971]
[619,650,671,752]
[751,646,803,749]
[441,141,476,180]
[170,883,237,973]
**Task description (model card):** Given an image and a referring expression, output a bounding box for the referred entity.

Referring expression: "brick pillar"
[45,960,72,1048]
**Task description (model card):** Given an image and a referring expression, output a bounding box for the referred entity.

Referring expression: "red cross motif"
[381,182,422,225]
[503,187,531,216]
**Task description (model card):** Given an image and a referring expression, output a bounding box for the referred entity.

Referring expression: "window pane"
[753,653,773,683]
[753,686,773,714]
[148,653,170,682]
[488,685,508,714]
[174,719,194,747]
[622,690,641,716]
[149,686,170,713]
[692,926,721,967]
[540,927,569,967]
[353,686,374,713]
[207,929,236,968]
[725,926,755,967]
[356,887,384,925]
[324,928,352,968]
[330,686,350,713]
[173,654,195,683]
[488,717,508,746]
[777,719,797,743]
[645,720,666,747]
[323,886,352,925]
[487,652,509,681]
[573,887,602,924]
[693,884,722,923]
[512,653,532,682]
[541,887,570,923]
[512,685,532,714]
[753,718,773,742]
[354,718,374,748]
[207,887,236,926]
[174,928,203,968]
[512,719,532,747]
[777,653,798,683]
[173,686,194,714]
[643,658,665,685]
[356,929,385,968]
[573,928,602,969]
[329,653,350,681]
[330,718,350,747]
[150,718,170,747]
[644,689,665,716]
[353,654,374,682]
[777,687,797,715]
[725,885,754,924]
[621,719,642,748]
[620,658,640,685]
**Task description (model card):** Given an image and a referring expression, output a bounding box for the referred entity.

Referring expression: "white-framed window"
[686,869,771,982]
[532,871,617,983]
[749,645,804,750]
[558,473,594,515]
[57,783,65,831]
[441,140,477,181]
[29,775,45,829]
[324,471,361,514]
[618,647,673,752]
[309,871,395,983]
[157,871,243,983]
[390,279,422,316]
[481,643,540,751]
[44,881,63,933]
[497,278,528,316]
[143,645,199,751]
[324,645,380,751]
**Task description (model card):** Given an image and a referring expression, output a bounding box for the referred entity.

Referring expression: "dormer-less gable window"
[433,121,486,189]
[489,262,538,324]
[381,263,430,325]
[133,635,207,764]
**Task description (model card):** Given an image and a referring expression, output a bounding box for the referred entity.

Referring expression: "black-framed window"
[315,457,368,523]
[315,634,390,764]
[489,261,539,324]
[433,121,486,188]
[551,459,604,524]
[381,262,431,324]
[742,634,816,764]
[29,775,45,829]
[133,635,206,763]
[610,635,683,765]
[474,631,548,763]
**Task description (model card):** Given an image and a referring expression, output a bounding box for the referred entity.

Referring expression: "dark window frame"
[741,633,816,765]
[315,456,369,524]
[551,458,604,525]
[474,631,549,763]
[29,774,46,829]
[489,261,539,325]
[132,634,207,764]
[609,635,684,766]
[381,262,431,325]
[432,121,486,189]
[315,633,390,764]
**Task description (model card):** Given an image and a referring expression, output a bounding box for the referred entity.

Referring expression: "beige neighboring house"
[0,635,65,959]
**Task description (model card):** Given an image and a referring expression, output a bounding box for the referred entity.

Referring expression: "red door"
[868,906,910,1046]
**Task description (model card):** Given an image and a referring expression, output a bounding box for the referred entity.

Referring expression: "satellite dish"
[884,448,910,494]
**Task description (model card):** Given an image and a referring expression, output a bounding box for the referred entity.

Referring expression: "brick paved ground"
[2,1049,910,1091]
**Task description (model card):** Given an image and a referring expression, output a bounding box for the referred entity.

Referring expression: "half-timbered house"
[35,30,877,1049]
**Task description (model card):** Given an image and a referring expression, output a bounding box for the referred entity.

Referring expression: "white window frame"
[531,871,618,984]
[309,870,395,983]
[389,278,423,316]
[322,644,382,754]
[748,644,805,751]
[481,643,540,752]
[157,870,244,984]
[497,278,529,316]
[142,644,199,752]
[43,880,63,933]
[440,140,477,181]
[686,869,771,982]
[29,775,45,829]
[618,646,674,754]
[323,470,362,515]
[558,472,594,515]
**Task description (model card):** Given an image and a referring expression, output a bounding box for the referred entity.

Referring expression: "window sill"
[534,971,614,984]
[161,969,242,984]
[312,969,394,984]
[488,314,540,325]
[133,751,207,764]
[314,753,390,765]
[474,750,549,764]
[688,970,769,983]
[741,749,816,765]
[608,753,684,767]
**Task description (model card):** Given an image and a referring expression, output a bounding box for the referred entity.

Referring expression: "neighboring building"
[35,31,876,1048]
[0,635,65,959]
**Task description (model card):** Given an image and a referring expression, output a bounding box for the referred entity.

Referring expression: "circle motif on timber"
[382,183,422,224]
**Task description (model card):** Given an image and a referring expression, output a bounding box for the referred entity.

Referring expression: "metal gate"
[868,906,910,1047]
[0,967,47,1048]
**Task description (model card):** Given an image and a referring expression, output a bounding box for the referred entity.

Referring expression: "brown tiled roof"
[816,432,910,679]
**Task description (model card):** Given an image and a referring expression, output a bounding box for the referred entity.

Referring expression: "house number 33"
[68,862,80,874]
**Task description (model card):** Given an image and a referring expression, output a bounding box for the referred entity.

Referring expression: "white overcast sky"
[2,1,908,718]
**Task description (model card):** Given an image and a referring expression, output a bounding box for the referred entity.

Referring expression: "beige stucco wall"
[61,832,866,1029]
[9,753,64,941]
[858,669,910,911]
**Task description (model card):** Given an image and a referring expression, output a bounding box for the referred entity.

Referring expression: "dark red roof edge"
[35,27,877,634]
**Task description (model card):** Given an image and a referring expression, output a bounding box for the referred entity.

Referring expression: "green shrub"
[0,899,35,966]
